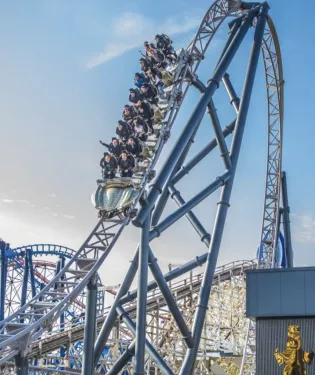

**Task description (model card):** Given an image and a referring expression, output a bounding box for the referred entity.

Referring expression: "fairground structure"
[0,0,293,374]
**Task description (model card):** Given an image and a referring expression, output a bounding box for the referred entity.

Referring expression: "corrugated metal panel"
[256,318,315,375]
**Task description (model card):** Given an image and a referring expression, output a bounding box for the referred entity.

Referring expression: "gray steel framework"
[1,259,255,374]
[0,1,284,374]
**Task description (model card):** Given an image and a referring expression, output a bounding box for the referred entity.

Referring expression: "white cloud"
[63,214,76,220]
[86,12,201,68]
[3,199,13,204]
[113,12,153,39]
[87,42,139,68]
[2,199,32,205]
[51,212,75,220]
[162,15,201,35]
[50,193,57,198]
[291,213,315,244]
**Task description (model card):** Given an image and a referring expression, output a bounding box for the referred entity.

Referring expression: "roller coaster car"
[92,178,142,218]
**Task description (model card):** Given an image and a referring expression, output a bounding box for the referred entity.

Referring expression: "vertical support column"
[82,277,98,375]
[4,244,8,292]
[135,213,150,375]
[168,264,172,288]
[60,257,66,359]
[180,5,268,374]
[272,195,283,268]
[27,249,36,298]
[274,208,283,267]
[39,283,45,301]
[0,241,7,321]
[54,260,61,291]
[14,354,28,375]
[20,251,29,309]
[281,171,294,267]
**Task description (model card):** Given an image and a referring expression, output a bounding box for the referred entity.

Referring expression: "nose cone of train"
[92,179,140,213]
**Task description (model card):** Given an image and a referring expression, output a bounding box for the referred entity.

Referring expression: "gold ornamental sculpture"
[274,325,314,375]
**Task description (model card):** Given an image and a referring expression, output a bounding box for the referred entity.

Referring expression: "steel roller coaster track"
[0,0,288,374]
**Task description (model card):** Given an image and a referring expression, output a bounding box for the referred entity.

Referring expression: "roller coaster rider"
[139,58,153,76]
[134,72,148,89]
[99,137,124,158]
[100,153,118,179]
[118,151,135,178]
[125,136,142,158]
[116,120,131,144]
[140,83,159,106]
[155,34,177,63]
[146,67,164,96]
[144,42,166,69]
[132,116,148,142]
[98,31,176,180]
[136,100,154,133]
[122,105,137,127]
[129,88,144,104]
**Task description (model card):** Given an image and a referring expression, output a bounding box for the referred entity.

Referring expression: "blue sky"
[0,0,314,284]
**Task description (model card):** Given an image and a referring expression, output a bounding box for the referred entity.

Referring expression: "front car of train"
[92,177,142,218]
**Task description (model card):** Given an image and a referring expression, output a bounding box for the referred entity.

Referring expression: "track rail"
[0,1,283,373]
[7,244,77,259]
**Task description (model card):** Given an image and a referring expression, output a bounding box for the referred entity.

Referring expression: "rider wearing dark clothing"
[99,137,124,158]
[155,34,172,51]
[125,136,142,158]
[122,105,137,127]
[148,43,166,67]
[155,34,176,63]
[129,88,144,104]
[118,152,135,178]
[100,153,118,179]
[140,83,159,106]
[116,120,131,143]
[140,58,153,76]
[136,101,154,132]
